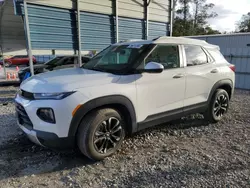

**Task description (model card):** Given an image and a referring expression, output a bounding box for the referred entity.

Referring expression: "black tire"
[204,89,229,123]
[77,108,125,161]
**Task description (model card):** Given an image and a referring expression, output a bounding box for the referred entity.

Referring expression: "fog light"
[37,108,55,124]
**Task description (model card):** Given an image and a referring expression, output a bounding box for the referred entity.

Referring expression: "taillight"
[229,64,235,72]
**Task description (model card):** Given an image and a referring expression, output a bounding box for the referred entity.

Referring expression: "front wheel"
[77,108,125,161]
[204,89,229,123]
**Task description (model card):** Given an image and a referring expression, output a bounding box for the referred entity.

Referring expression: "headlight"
[33,91,75,100]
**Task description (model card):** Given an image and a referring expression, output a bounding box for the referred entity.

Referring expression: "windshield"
[83,44,149,73]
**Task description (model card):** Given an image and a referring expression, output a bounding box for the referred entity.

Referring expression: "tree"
[193,0,217,31]
[237,13,250,32]
[173,0,219,36]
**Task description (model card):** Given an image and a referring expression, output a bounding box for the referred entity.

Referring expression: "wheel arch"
[208,79,234,103]
[68,95,137,137]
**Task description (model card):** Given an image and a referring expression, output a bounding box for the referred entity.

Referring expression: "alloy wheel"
[93,117,123,154]
[213,94,228,118]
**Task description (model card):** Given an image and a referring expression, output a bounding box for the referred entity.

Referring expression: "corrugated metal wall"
[148,21,168,39]
[118,0,144,20]
[149,0,170,23]
[28,5,77,50]
[25,0,171,23]
[119,17,145,41]
[190,34,250,90]
[17,4,78,50]
[80,12,115,50]
[14,0,170,51]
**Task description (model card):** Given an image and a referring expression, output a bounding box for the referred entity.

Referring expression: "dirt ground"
[0,86,249,188]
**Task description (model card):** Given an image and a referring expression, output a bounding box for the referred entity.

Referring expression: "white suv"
[15,37,235,160]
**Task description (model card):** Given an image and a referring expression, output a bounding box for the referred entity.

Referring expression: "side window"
[207,48,225,61]
[145,45,180,69]
[184,45,208,66]
[62,57,74,65]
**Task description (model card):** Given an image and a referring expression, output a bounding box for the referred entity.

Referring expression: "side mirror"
[144,62,164,73]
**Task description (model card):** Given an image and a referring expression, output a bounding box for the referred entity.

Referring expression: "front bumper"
[18,122,75,149]
[19,123,42,146]
[14,91,87,149]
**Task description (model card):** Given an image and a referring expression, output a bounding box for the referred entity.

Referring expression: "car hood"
[20,68,120,93]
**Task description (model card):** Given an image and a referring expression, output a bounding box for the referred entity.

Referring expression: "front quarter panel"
[69,74,138,135]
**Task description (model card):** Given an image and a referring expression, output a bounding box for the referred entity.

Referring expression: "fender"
[68,95,137,137]
[208,79,233,103]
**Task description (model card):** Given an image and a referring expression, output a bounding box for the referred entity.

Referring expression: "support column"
[23,0,34,76]
[145,0,151,40]
[0,45,7,79]
[170,0,174,36]
[115,0,119,43]
[146,2,149,39]
[77,0,82,67]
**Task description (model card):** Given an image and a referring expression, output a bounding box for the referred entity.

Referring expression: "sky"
[207,0,250,32]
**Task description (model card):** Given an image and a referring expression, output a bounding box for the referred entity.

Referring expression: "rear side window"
[184,45,208,66]
[207,48,225,61]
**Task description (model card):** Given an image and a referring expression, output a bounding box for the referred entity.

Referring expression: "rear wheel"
[77,108,125,161]
[205,89,229,123]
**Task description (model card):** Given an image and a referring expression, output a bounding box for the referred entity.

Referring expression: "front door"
[135,44,186,123]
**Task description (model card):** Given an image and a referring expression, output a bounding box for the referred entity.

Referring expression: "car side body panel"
[184,63,218,106]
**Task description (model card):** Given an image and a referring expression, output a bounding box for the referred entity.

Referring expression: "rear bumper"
[18,122,75,149]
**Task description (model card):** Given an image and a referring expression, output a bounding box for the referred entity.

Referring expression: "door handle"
[173,74,184,79]
[210,69,218,73]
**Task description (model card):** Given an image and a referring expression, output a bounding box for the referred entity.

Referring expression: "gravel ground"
[0,86,250,188]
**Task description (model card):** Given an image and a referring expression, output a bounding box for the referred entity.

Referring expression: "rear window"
[207,49,225,61]
[184,45,208,66]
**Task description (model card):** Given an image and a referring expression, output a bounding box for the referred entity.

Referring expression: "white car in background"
[15,37,235,160]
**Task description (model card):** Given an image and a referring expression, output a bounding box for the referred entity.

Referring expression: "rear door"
[183,45,218,107]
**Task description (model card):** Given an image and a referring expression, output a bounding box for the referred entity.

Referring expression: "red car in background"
[0,55,36,67]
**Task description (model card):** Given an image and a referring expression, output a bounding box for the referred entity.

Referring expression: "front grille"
[15,102,33,129]
[20,90,34,100]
